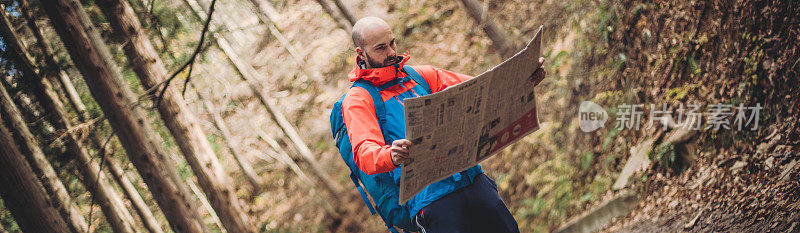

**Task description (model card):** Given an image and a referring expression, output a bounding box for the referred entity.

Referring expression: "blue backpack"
[330,66,431,232]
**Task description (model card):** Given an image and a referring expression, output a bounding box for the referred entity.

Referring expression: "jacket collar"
[347,54,411,86]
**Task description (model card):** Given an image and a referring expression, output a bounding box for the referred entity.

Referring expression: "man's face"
[358,25,399,69]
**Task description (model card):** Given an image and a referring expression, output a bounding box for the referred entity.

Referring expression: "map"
[400,26,543,204]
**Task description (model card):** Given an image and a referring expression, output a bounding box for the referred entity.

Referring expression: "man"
[341,17,545,232]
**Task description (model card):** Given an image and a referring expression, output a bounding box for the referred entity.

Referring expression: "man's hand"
[530,57,547,86]
[390,139,413,166]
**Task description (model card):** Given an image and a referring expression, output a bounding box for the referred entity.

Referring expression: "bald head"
[352,17,391,48]
[350,17,399,68]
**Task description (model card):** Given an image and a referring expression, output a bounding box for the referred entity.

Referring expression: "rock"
[757,132,781,157]
[612,138,656,190]
[690,167,712,189]
[764,156,775,170]
[556,190,639,233]
[668,200,679,209]
[662,127,697,145]
[730,161,747,173]
[779,159,798,183]
[684,207,707,229]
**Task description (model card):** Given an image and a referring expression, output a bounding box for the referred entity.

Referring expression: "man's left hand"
[530,57,546,86]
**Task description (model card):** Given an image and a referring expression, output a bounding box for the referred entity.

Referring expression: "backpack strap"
[349,173,376,214]
[353,79,387,129]
[350,79,402,232]
[403,65,431,94]
[348,79,386,216]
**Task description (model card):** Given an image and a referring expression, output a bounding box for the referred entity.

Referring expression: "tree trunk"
[18,3,166,232]
[245,0,305,72]
[183,0,344,199]
[94,0,255,232]
[312,0,352,32]
[245,0,322,118]
[127,0,174,58]
[252,127,341,218]
[0,118,71,233]
[40,1,208,232]
[218,36,344,197]
[331,0,356,25]
[104,155,166,233]
[458,0,515,58]
[253,127,314,186]
[0,38,88,233]
[18,0,88,119]
[1,8,140,233]
[187,180,226,233]
[0,75,87,233]
[199,94,263,194]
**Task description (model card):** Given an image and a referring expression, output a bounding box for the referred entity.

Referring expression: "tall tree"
[245,0,322,119]
[0,72,87,233]
[93,0,255,232]
[0,116,71,233]
[245,0,308,75]
[199,92,263,193]
[186,180,226,232]
[17,2,167,232]
[39,1,208,232]
[0,8,139,233]
[312,0,352,31]
[18,0,88,118]
[331,0,356,25]
[459,0,515,58]
[251,127,340,217]
[0,26,88,233]
[104,155,166,233]
[184,0,343,198]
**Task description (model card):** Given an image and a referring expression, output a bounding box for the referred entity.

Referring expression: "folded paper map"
[400,26,543,204]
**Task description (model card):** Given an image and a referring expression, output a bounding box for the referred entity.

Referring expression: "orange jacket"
[342,54,473,175]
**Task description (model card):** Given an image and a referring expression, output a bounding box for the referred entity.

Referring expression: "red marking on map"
[488,107,539,156]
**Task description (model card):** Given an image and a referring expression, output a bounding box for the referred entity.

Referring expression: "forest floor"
[596,0,800,232]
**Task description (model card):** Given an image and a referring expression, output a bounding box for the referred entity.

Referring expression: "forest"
[0,0,797,232]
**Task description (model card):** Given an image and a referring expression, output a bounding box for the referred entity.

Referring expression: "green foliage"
[517,155,581,232]
[0,199,20,232]
[596,0,618,44]
[581,151,594,170]
[207,134,224,155]
[602,127,619,151]
[687,53,700,76]
[651,143,676,171]
[663,83,699,102]
[547,50,570,70]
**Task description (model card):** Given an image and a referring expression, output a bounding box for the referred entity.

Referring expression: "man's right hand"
[390,139,413,166]
[530,57,547,86]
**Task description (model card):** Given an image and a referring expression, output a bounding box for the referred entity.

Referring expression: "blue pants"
[413,173,520,233]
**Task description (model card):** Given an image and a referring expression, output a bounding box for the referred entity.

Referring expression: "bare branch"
[154,0,217,106]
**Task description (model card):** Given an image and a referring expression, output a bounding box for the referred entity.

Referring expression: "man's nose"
[387,47,396,57]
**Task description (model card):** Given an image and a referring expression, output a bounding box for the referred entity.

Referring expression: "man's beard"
[365,53,401,68]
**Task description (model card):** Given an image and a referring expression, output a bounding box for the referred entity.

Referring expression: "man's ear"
[355,47,364,60]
